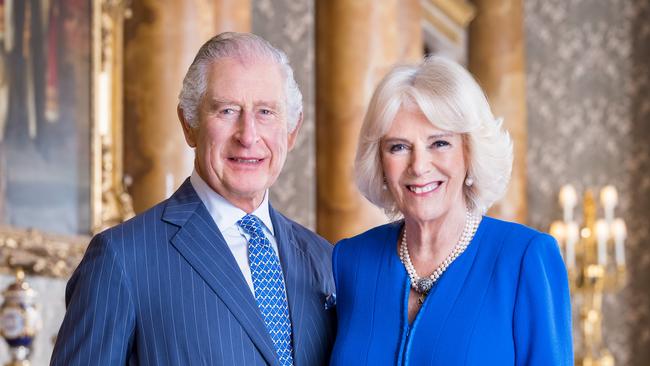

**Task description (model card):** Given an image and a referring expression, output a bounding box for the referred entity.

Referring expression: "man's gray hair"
[178,32,303,132]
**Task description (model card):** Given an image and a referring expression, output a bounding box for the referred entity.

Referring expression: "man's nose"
[236,111,259,147]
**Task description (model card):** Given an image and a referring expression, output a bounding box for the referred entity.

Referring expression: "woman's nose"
[408,148,432,177]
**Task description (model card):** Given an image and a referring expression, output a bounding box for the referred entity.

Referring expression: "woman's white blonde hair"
[355,56,513,216]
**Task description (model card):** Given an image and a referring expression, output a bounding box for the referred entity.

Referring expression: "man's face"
[180,57,301,212]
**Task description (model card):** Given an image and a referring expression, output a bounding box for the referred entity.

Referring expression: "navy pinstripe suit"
[50,179,336,365]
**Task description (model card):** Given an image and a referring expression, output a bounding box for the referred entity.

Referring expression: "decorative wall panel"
[253,0,316,230]
[525,0,650,364]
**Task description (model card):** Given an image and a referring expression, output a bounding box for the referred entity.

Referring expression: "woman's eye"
[259,109,273,116]
[220,108,237,115]
[432,140,450,148]
[389,144,408,153]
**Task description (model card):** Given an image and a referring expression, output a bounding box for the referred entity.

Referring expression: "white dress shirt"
[190,170,279,293]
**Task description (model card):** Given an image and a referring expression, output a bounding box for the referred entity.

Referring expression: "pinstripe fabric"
[50,179,336,366]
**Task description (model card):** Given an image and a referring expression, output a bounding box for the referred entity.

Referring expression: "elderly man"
[50,32,335,366]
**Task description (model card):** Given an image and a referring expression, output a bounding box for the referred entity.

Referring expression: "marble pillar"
[124,0,251,212]
[398,0,424,61]
[468,0,528,223]
[316,0,422,243]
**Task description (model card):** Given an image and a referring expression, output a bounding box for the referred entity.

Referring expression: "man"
[50,32,335,366]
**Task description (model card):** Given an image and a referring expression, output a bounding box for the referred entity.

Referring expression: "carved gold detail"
[0,227,87,279]
[92,0,135,234]
[421,0,476,62]
[427,0,476,27]
[421,0,476,43]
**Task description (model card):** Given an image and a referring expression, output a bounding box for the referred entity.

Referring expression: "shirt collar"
[190,169,274,235]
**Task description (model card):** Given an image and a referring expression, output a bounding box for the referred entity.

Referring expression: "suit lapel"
[163,180,279,366]
[269,206,310,365]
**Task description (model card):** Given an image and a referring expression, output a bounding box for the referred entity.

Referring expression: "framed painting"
[0,0,133,278]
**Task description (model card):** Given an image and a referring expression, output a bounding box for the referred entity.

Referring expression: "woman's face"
[381,106,467,223]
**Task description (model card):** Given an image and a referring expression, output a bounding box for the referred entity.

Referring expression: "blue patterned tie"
[237,214,294,366]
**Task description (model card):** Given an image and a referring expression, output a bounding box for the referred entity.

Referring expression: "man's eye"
[220,108,237,115]
[259,109,273,115]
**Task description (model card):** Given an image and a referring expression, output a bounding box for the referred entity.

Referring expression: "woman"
[330,57,573,365]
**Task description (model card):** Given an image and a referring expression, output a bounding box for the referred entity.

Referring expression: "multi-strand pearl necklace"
[399,210,481,304]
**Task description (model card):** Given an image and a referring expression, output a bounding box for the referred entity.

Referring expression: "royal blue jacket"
[331,216,573,365]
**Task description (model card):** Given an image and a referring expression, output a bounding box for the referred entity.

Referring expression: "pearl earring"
[464,176,474,187]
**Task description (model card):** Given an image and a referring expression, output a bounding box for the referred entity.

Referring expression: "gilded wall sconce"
[550,185,627,366]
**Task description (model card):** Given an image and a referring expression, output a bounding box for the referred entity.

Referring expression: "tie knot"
[237,214,265,237]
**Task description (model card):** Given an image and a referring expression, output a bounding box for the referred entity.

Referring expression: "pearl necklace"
[399,210,481,303]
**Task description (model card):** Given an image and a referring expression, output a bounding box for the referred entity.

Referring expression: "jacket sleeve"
[513,233,574,365]
[50,232,136,365]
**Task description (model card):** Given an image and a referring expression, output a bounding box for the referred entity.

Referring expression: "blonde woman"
[330,57,573,365]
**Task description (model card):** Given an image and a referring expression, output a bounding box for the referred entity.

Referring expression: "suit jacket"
[50,179,336,365]
[330,217,573,365]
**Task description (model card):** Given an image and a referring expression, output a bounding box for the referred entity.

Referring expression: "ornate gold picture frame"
[0,0,133,279]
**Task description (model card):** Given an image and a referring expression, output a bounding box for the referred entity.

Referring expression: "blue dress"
[330,216,573,365]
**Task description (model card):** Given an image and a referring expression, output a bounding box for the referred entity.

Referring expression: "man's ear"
[287,112,303,151]
[178,105,196,148]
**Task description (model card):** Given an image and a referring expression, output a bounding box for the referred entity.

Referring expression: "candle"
[600,185,618,223]
[595,219,609,266]
[559,185,577,222]
[611,218,627,267]
[566,222,579,269]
